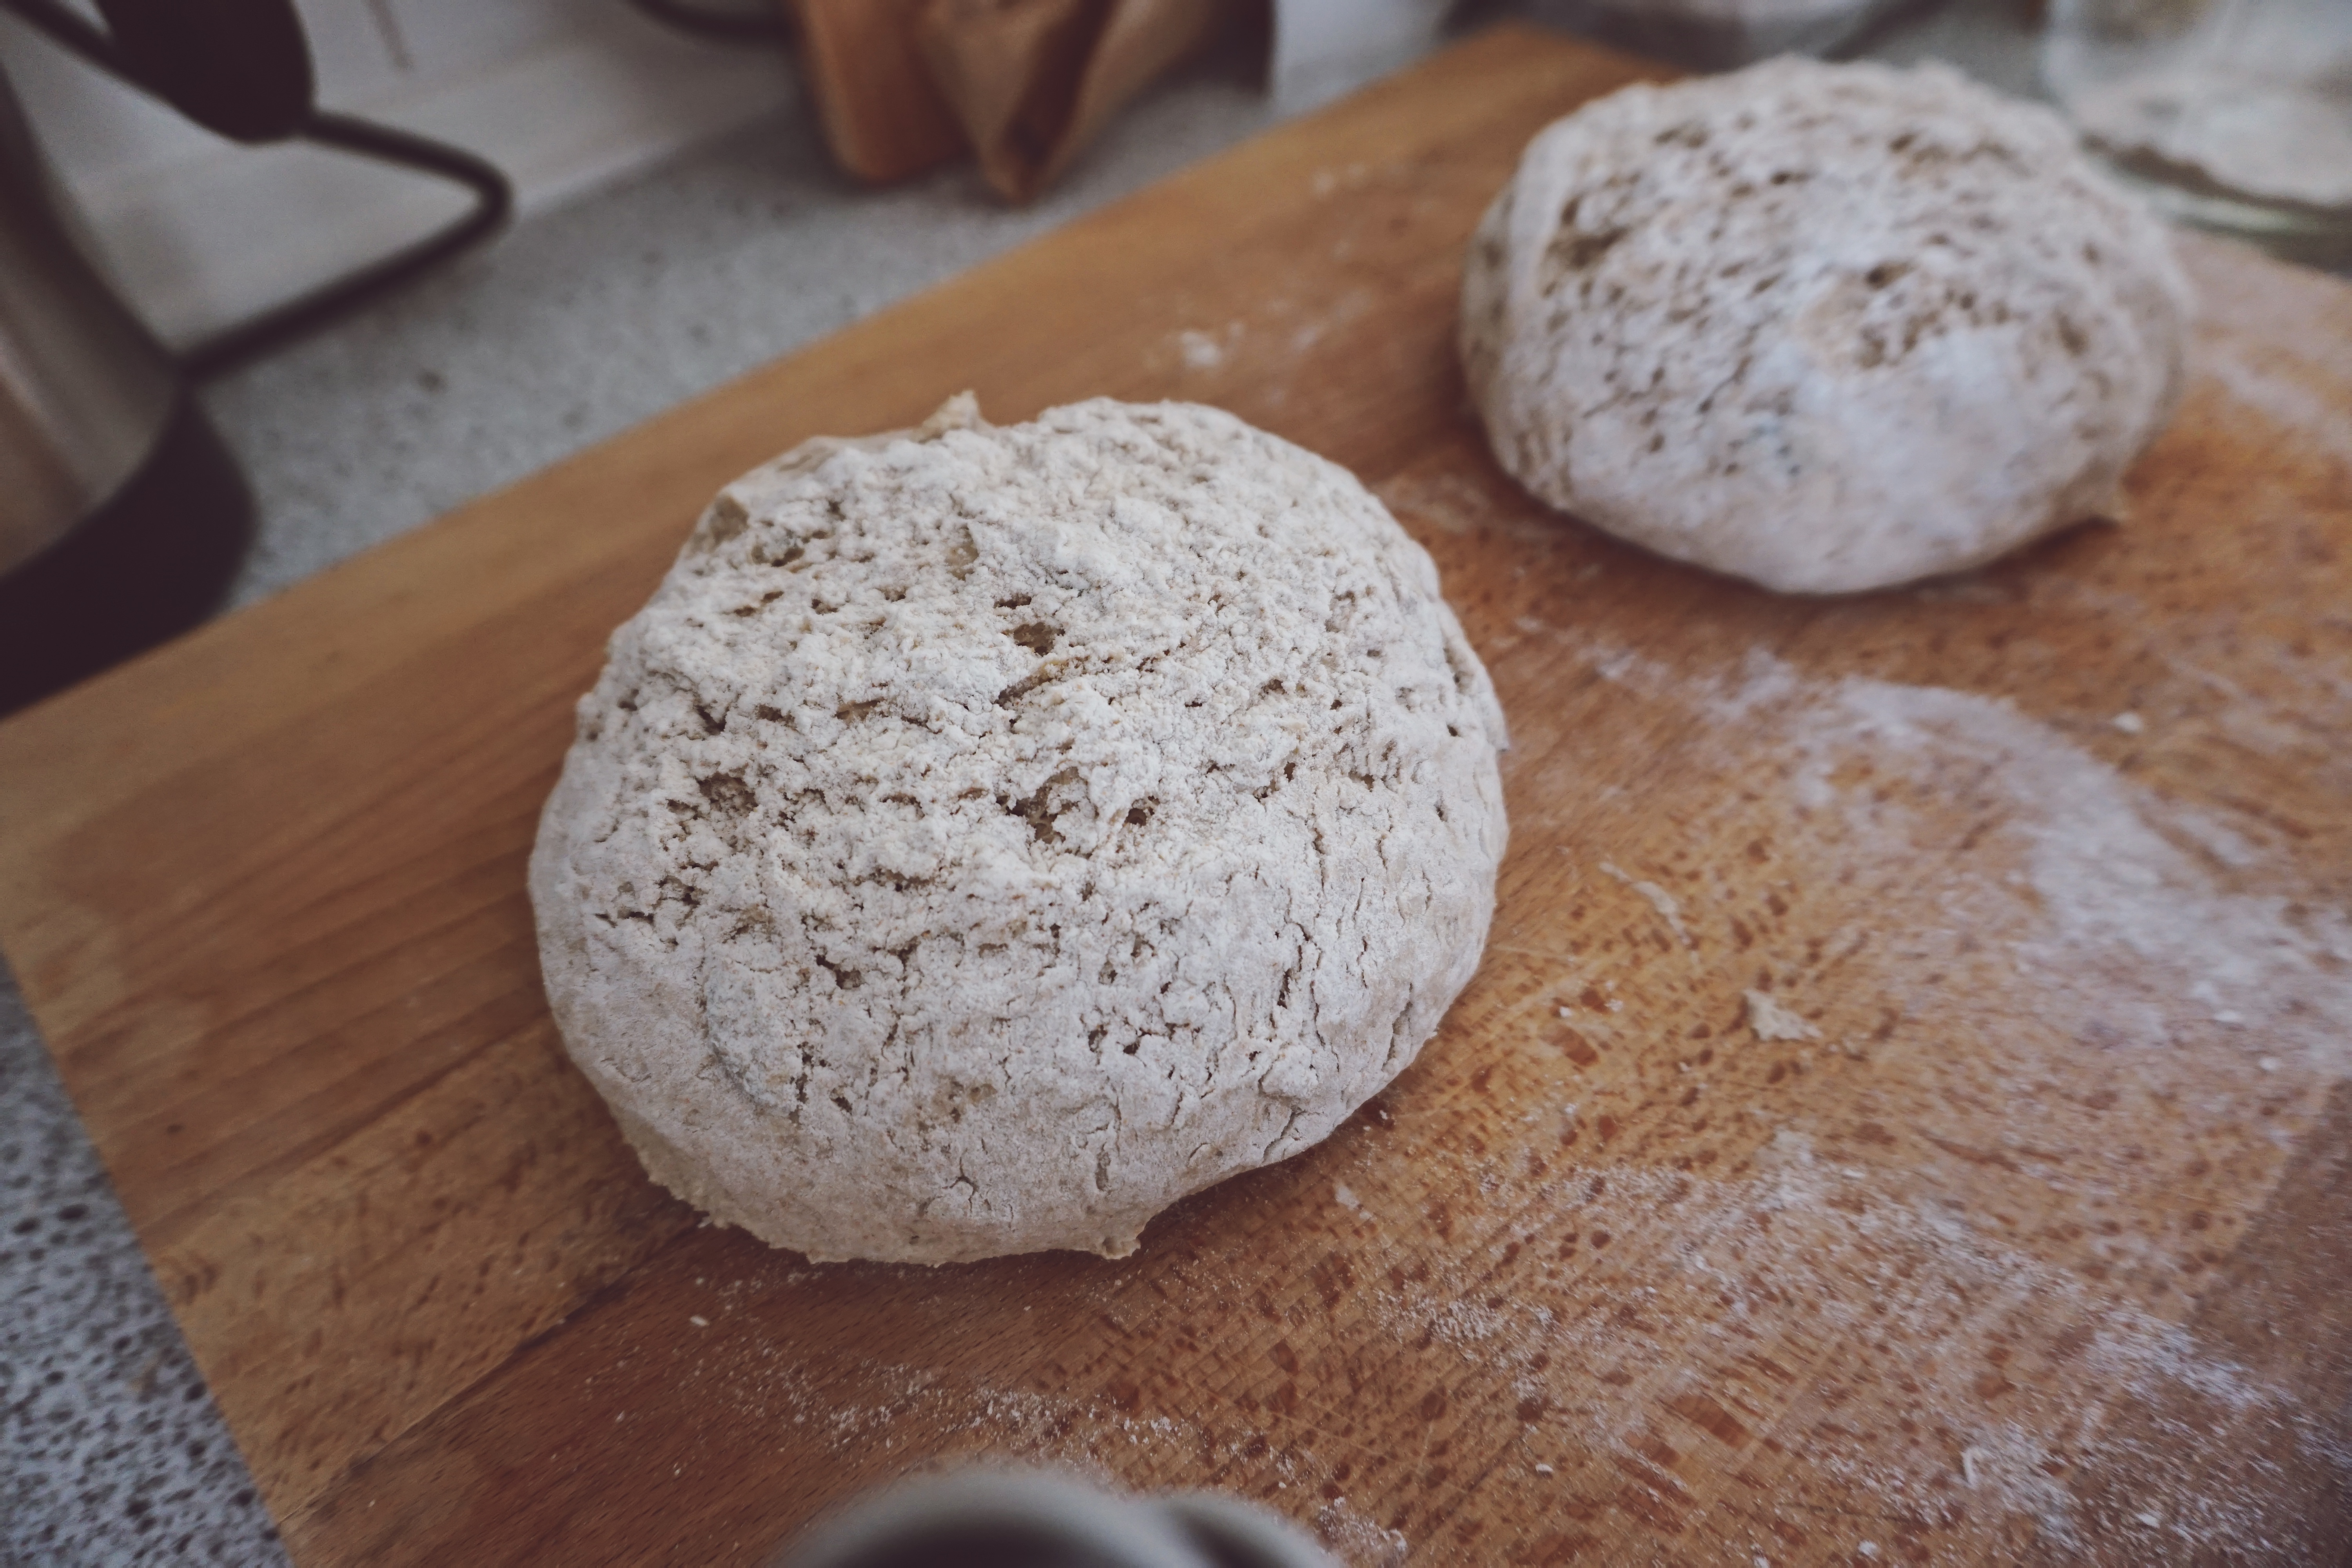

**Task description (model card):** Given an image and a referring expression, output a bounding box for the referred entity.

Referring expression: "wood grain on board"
[2,24,2349,1567]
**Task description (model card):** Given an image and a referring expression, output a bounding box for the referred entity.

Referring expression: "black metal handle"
[93,0,314,142]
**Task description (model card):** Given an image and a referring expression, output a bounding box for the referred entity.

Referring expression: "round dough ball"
[1459,57,2191,594]
[530,396,1509,1265]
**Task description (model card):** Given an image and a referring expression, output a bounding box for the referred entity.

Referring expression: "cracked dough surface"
[1460,57,2191,595]
[530,396,1508,1264]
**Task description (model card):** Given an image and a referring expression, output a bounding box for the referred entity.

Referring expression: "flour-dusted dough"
[1460,57,2192,594]
[530,396,1508,1264]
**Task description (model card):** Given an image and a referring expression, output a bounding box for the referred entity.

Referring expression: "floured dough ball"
[1460,57,2191,593]
[530,395,1508,1265]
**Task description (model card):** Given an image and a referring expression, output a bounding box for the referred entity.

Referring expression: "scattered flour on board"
[1742,989,1820,1042]
[692,1324,1416,1563]
[1333,648,2347,1551]
[1314,1498,1410,1567]
[684,646,2347,1562]
[1306,1129,2324,1557]
[1787,666,2352,1080]
[1576,650,2347,1548]
[2194,320,2352,468]
[1176,324,1244,371]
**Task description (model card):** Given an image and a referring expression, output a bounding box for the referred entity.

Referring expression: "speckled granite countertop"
[0,6,2071,1561]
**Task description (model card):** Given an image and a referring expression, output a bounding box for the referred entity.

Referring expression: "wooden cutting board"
[3,24,2348,1566]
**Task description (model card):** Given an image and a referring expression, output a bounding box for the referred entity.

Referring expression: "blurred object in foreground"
[791,0,1232,200]
[777,1468,1355,1568]
[2044,0,2352,261]
[1523,0,1925,70]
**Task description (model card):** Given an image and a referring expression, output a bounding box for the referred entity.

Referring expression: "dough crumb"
[1745,989,1821,1042]
[1603,860,1693,948]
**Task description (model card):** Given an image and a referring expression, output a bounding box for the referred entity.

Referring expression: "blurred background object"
[791,0,1237,201]
[0,55,173,583]
[0,0,512,374]
[0,0,524,715]
[787,1,1457,200]
[0,0,776,355]
[916,0,1231,201]
[0,0,1987,393]
[786,0,964,184]
[2043,0,2352,261]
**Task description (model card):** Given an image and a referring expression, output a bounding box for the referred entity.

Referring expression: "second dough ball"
[1460,58,2191,594]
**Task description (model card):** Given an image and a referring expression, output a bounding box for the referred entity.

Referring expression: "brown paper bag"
[916,0,1230,201]
[788,0,969,185]
[790,0,1232,200]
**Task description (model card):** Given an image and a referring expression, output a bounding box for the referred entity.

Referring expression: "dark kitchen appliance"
[0,57,246,716]
[0,0,510,715]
